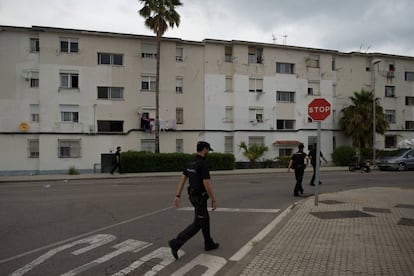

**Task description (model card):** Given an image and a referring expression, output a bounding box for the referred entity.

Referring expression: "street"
[0,170,413,275]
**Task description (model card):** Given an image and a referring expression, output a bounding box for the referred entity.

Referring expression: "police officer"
[288,143,308,197]
[168,141,219,260]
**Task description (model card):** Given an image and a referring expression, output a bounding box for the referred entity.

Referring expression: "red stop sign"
[308,98,331,121]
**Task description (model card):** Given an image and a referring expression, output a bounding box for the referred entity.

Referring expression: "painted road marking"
[0,206,172,265]
[178,207,280,213]
[10,234,116,276]
[112,247,184,276]
[62,239,151,276]
[229,204,293,261]
[170,254,227,276]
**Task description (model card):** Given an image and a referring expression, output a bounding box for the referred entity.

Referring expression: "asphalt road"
[0,170,412,275]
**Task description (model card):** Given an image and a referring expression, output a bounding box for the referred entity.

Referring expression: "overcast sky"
[1,0,413,56]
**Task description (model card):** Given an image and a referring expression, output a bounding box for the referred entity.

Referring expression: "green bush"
[68,166,79,175]
[331,146,355,166]
[276,156,291,168]
[120,151,235,173]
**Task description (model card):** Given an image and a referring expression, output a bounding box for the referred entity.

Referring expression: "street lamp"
[372,59,382,166]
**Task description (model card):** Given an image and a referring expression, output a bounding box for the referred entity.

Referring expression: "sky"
[1,0,413,57]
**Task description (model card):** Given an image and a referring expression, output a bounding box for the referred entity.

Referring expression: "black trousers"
[294,168,305,195]
[110,162,122,174]
[172,194,214,249]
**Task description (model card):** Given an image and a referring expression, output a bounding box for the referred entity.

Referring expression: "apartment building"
[1,25,413,175]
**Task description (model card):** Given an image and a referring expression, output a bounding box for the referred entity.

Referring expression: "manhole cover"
[319,200,344,205]
[363,207,391,213]
[395,204,414,209]
[398,218,414,226]
[310,210,375,220]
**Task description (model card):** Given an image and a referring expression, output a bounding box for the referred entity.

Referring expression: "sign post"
[308,98,331,206]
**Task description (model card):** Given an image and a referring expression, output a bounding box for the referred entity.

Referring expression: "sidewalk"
[239,187,414,276]
[0,166,348,183]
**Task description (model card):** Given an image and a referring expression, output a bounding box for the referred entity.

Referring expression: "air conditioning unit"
[21,70,32,81]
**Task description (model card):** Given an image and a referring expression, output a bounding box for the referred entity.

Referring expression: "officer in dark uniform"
[168,141,219,260]
[288,143,308,197]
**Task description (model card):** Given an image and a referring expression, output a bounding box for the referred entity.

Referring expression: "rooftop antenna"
[272,34,277,44]
[283,34,288,45]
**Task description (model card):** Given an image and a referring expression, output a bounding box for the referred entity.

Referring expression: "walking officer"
[288,143,308,197]
[168,141,219,260]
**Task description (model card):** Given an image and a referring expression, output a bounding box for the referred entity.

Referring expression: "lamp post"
[372,59,382,166]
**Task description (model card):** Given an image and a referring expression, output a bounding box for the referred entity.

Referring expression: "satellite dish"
[19,122,29,131]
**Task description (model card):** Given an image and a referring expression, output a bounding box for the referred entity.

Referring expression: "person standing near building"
[168,141,219,260]
[110,146,122,174]
[308,143,328,186]
[288,143,308,197]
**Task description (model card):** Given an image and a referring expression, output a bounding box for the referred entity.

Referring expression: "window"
[277,91,295,103]
[176,139,184,153]
[176,108,184,124]
[30,104,39,122]
[98,53,123,65]
[249,78,263,92]
[60,105,79,123]
[384,135,397,148]
[30,38,39,52]
[405,72,414,81]
[176,77,183,93]
[58,139,81,158]
[248,47,263,64]
[248,136,264,147]
[141,139,155,153]
[225,76,233,92]
[141,75,156,92]
[224,106,233,122]
[28,139,39,158]
[406,121,414,130]
[384,110,396,124]
[385,86,395,97]
[406,96,414,106]
[176,46,183,62]
[308,81,320,96]
[276,62,295,74]
[60,38,78,53]
[249,107,264,123]
[331,57,336,71]
[279,148,293,157]
[277,120,295,130]
[97,87,123,100]
[29,71,39,88]
[224,136,234,153]
[97,120,123,132]
[60,72,79,89]
[141,43,157,59]
[225,46,233,62]
[306,54,320,68]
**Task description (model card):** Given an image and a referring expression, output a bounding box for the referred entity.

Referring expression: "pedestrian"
[287,143,308,197]
[308,143,328,186]
[168,141,219,260]
[110,146,122,174]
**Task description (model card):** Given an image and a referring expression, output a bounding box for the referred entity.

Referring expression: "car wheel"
[398,163,406,171]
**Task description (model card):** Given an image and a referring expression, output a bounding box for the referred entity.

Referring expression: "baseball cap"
[197,141,213,152]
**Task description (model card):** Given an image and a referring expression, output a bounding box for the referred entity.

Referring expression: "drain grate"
[319,200,344,205]
[398,218,414,226]
[310,210,375,220]
[363,207,392,213]
[395,204,414,209]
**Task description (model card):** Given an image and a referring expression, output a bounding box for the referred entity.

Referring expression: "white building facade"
[1,26,413,175]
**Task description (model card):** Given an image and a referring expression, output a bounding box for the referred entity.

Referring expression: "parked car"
[376,149,414,171]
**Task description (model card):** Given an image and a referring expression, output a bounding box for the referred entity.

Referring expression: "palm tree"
[339,89,389,148]
[238,141,269,168]
[138,0,182,153]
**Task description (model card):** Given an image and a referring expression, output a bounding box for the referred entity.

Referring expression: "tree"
[339,90,389,149]
[238,142,269,168]
[139,0,182,153]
